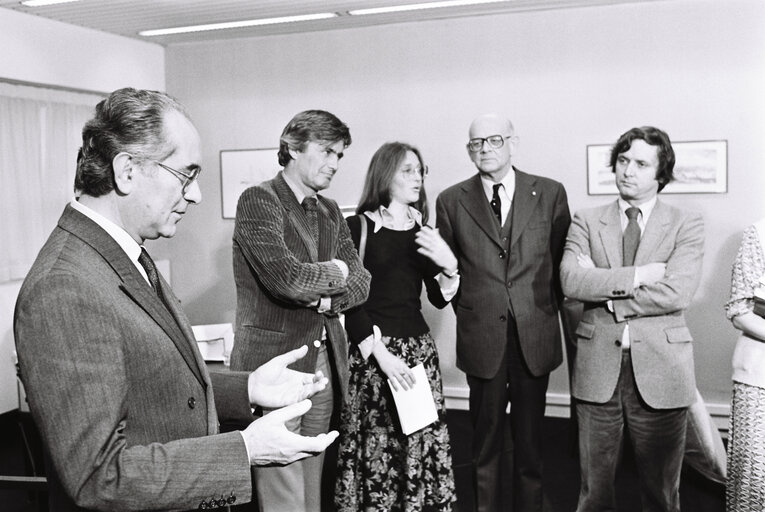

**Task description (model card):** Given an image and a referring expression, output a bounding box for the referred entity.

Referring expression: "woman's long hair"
[355,142,429,224]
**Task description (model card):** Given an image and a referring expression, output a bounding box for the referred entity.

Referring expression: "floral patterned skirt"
[727,381,765,512]
[335,332,456,512]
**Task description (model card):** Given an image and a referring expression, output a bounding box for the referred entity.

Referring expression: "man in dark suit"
[436,113,571,512]
[560,126,704,512]
[13,88,337,512]
[231,110,370,512]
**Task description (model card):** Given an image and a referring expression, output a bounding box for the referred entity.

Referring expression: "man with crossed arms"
[560,126,704,512]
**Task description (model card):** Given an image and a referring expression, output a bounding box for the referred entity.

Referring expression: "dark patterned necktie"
[302,196,319,243]
[490,184,502,224]
[622,207,641,266]
[138,247,168,306]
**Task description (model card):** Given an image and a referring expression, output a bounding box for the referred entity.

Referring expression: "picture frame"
[220,148,280,219]
[586,140,728,195]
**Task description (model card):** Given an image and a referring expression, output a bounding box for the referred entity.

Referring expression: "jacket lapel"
[458,174,503,248]
[59,205,207,387]
[634,199,670,265]
[272,173,319,262]
[509,169,540,249]
[597,201,623,269]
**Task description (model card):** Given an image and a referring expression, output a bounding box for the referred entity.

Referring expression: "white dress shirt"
[480,170,515,226]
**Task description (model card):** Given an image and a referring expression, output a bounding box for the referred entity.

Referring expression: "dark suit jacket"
[14,204,255,512]
[436,168,571,379]
[231,172,370,399]
[560,200,704,409]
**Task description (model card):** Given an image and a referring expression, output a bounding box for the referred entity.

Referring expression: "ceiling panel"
[0,0,667,46]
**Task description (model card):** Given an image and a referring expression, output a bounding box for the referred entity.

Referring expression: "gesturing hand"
[372,342,415,391]
[415,226,458,273]
[248,345,329,408]
[242,400,339,466]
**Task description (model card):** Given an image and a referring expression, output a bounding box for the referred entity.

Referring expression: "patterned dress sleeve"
[726,224,765,320]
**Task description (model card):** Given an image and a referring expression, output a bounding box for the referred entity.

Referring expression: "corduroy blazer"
[560,200,704,409]
[231,172,370,400]
[435,169,571,379]
[14,204,255,512]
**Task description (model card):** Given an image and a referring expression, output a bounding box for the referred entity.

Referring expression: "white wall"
[0,8,164,93]
[163,0,765,415]
[0,9,165,414]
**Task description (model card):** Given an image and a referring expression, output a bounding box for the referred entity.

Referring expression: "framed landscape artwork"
[586,140,727,195]
[220,148,279,218]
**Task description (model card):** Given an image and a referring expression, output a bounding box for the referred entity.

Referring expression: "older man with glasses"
[14,88,338,511]
[436,113,571,512]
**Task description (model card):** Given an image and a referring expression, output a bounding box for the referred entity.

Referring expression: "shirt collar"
[480,169,516,203]
[617,195,657,226]
[363,205,423,233]
[282,171,314,204]
[70,197,142,262]
[69,198,147,279]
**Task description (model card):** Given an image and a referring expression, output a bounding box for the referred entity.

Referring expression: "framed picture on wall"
[586,140,728,195]
[220,148,280,219]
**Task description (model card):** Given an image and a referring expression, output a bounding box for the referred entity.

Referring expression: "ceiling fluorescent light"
[21,0,79,6]
[139,12,338,37]
[349,0,508,16]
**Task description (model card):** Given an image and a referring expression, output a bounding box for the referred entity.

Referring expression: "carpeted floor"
[0,409,725,511]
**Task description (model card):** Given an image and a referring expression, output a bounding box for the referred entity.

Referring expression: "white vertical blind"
[0,83,102,282]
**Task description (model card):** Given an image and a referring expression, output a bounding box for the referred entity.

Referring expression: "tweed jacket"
[231,172,370,399]
[436,168,571,379]
[14,204,254,512]
[560,199,704,409]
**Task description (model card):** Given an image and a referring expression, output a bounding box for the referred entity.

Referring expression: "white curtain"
[0,83,102,283]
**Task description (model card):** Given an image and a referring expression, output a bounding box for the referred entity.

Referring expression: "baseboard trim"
[444,387,731,433]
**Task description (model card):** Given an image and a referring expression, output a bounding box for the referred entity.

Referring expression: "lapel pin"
[532,191,537,196]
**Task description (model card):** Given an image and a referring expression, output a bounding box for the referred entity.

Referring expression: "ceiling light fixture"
[21,0,79,6]
[348,0,508,16]
[139,12,338,37]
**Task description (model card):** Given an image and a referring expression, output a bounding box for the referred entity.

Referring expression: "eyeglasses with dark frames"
[151,160,202,193]
[466,135,512,153]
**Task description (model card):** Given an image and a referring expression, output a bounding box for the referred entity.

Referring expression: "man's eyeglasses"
[400,166,429,179]
[152,160,201,193]
[466,135,512,153]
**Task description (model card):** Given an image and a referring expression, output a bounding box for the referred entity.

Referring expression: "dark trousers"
[576,351,687,512]
[466,314,549,512]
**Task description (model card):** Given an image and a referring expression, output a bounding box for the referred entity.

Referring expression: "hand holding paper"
[387,363,438,435]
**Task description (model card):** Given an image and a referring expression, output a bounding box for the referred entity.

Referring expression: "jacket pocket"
[576,321,595,340]
[665,326,693,343]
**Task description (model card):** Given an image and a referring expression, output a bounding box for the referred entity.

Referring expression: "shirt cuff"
[238,431,252,464]
[317,296,331,314]
[438,273,460,302]
[331,259,349,279]
[358,325,381,360]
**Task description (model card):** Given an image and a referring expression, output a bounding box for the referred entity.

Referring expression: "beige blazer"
[560,199,704,409]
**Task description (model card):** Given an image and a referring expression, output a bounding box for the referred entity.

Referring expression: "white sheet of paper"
[387,363,438,435]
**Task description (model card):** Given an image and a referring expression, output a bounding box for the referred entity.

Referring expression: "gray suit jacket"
[436,169,571,379]
[560,199,704,409]
[231,172,370,400]
[14,204,255,511]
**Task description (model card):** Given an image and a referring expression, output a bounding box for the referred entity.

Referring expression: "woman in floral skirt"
[725,218,765,511]
[335,142,457,511]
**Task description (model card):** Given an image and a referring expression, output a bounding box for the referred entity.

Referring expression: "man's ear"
[507,135,520,156]
[112,152,135,194]
[288,146,300,160]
